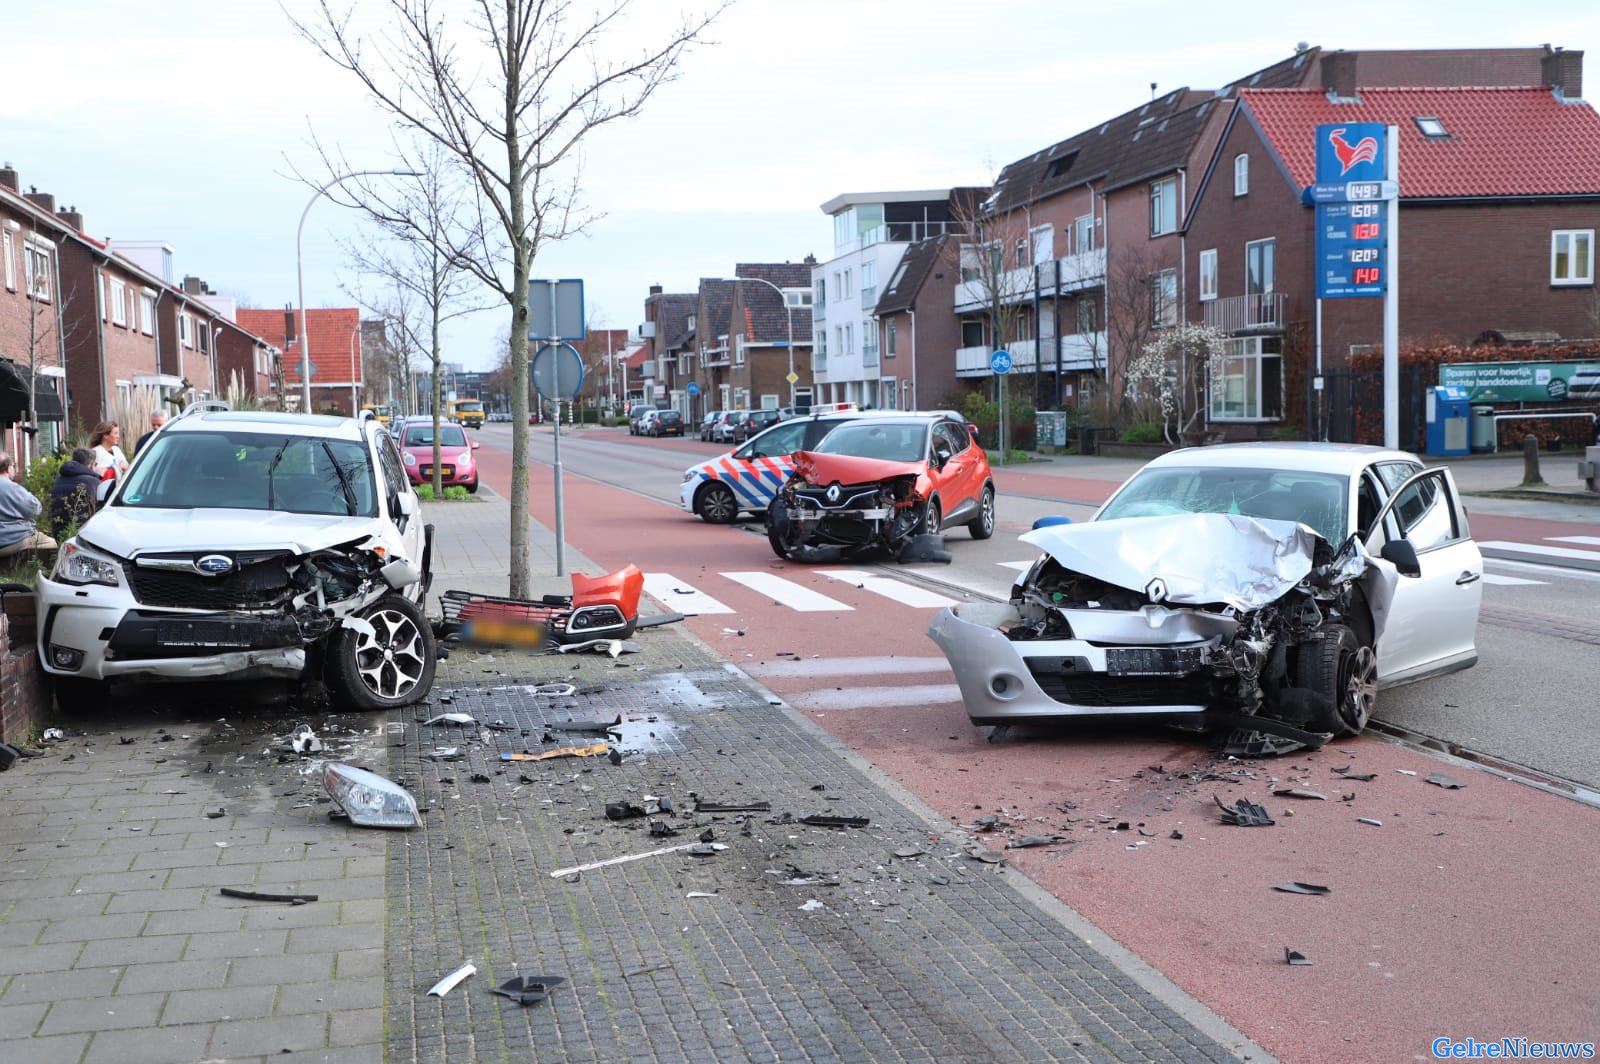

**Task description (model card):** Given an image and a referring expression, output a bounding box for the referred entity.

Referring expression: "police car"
[679,406,969,523]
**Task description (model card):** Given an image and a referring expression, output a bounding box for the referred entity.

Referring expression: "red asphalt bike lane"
[476,439,1600,1064]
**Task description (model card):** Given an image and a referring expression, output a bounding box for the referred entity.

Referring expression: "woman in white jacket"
[88,421,130,478]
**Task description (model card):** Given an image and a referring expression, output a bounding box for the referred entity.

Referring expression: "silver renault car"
[37,407,436,713]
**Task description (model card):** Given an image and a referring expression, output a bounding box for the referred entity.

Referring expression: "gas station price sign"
[1317,199,1387,297]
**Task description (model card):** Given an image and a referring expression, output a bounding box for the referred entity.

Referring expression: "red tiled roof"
[1241,87,1600,198]
[619,345,650,368]
[236,307,363,384]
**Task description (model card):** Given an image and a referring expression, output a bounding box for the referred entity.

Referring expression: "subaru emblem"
[195,554,234,577]
[825,484,841,504]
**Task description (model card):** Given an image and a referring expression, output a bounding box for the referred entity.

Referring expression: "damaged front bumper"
[928,603,1214,724]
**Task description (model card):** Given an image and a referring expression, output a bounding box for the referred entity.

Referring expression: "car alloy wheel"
[968,484,995,540]
[327,594,437,711]
[696,482,738,524]
[922,498,942,535]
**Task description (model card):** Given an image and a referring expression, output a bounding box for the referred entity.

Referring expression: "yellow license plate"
[421,465,455,478]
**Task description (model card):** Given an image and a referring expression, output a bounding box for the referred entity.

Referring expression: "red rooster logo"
[1328,127,1379,175]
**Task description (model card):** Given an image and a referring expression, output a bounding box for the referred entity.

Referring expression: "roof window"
[1413,116,1449,138]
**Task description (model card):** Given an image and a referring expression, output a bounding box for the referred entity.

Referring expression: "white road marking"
[643,573,734,615]
[1480,540,1600,562]
[1484,558,1600,583]
[745,656,951,679]
[1548,535,1600,547]
[781,684,964,711]
[997,560,1032,572]
[1480,572,1545,587]
[723,572,852,612]
[813,569,960,608]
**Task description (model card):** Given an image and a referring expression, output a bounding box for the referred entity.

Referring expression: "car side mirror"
[471,440,481,449]
[1379,538,1421,577]
[933,445,953,468]
[397,493,419,517]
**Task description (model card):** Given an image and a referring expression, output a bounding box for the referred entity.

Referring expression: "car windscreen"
[812,422,928,463]
[1097,465,1349,545]
[405,425,467,447]
[116,430,378,517]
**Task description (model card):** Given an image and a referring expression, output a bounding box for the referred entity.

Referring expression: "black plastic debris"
[1169,830,1184,840]
[698,828,715,843]
[605,802,646,821]
[897,533,951,564]
[693,798,771,814]
[966,848,1005,864]
[1273,882,1331,896]
[973,815,1009,832]
[893,845,927,859]
[1425,773,1465,789]
[1284,948,1313,966]
[0,744,21,771]
[469,773,491,784]
[800,815,869,829]
[205,809,226,820]
[1334,768,1376,782]
[491,974,566,1006]
[220,887,318,905]
[1005,835,1063,849]
[607,748,624,766]
[649,820,679,838]
[1215,796,1275,827]
[685,843,720,857]
[1271,788,1328,801]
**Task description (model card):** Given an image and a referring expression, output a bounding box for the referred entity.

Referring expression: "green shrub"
[442,486,470,500]
[1119,422,1165,444]
[414,484,436,501]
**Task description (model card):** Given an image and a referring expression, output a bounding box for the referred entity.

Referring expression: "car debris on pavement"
[426,962,476,997]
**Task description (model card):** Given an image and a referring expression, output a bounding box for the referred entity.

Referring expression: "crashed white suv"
[37,408,436,713]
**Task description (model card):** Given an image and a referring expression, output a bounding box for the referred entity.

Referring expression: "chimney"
[1542,46,1584,100]
[57,205,84,232]
[183,275,205,294]
[24,186,56,214]
[803,254,817,266]
[648,285,663,296]
[0,163,17,193]
[1321,50,1358,100]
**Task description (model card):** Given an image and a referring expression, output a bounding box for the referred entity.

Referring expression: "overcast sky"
[5,0,1597,372]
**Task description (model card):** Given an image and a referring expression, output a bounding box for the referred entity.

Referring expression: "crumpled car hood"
[80,507,385,560]
[791,450,924,485]
[1020,513,1326,611]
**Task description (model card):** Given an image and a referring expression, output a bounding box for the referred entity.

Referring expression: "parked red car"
[399,419,480,492]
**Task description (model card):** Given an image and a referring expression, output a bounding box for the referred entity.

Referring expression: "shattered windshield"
[1097,466,1349,545]
[116,430,378,517]
[813,422,928,463]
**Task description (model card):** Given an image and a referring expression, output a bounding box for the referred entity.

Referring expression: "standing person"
[0,451,56,559]
[135,409,167,455]
[49,448,100,539]
[88,421,130,478]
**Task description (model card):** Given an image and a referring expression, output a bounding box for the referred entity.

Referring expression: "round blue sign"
[687,382,700,396]
[990,349,1013,375]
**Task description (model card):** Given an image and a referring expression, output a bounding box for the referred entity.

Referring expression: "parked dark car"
[735,408,782,442]
[699,410,724,442]
[649,410,686,437]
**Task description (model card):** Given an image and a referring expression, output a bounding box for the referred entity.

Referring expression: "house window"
[815,330,827,357]
[1551,230,1594,286]
[836,326,844,356]
[845,322,854,355]
[1015,238,1028,268]
[885,319,897,358]
[1150,269,1177,327]
[1075,212,1095,253]
[1149,177,1177,236]
[813,280,825,309]
[140,290,155,333]
[862,318,878,365]
[961,319,985,348]
[1,230,14,290]
[734,336,744,366]
[785,289,813,307]
[860,262,876,307]
[179,313,193,347]
[23,240,52,301]
[111,279,128,326]
[1233,154,1249,196]
[1413,116,1449,139]
[1199,249,1218,302]
[842,269,852,298]
[1246,238,1276,296]
[199,322,210,355]
[1211,336,1284,421]
[1075,299,1097,335]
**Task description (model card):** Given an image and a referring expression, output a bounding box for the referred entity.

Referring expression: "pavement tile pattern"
[386,625,1239,1063]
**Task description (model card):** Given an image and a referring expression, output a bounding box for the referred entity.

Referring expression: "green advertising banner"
[1439,360,1600,403]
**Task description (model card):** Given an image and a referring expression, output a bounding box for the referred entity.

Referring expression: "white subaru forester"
[37,407,436,713]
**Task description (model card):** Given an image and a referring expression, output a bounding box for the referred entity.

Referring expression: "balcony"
[955,332,1107,377]
[1203,292,1287,334]
[952,248,1106,313]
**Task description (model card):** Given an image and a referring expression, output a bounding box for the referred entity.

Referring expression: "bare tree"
[294,0,726,597]
[1125,322,1229,443]
[1100,243,1170,427]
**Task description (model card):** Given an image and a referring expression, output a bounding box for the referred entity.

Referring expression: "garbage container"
[1469,406,1496,453]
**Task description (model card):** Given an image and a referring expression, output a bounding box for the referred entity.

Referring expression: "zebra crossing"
[641,533,1600,617]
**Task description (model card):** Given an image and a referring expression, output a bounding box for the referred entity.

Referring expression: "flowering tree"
[1124,322,1230,443]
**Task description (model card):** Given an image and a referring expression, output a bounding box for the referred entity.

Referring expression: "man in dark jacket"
[49,448,100,540]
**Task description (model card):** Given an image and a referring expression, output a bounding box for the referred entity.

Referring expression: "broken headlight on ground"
[323,763,419,828]
[928,513,1373,746]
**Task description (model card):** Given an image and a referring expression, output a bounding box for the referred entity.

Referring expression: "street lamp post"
[295,168,420,412]
[722,276,795,406]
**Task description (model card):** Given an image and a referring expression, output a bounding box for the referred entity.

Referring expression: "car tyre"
[465,479,479,494]
[968,484,995,540]
[325,594,437,711]
[53,676,109,715]
[1295,623,1377,736]
[696,482,738,524]
[922,498,942,535]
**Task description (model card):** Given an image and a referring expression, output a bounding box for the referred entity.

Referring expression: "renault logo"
[195,554,235,577]
[825,483,841,504]
[1145,577,1167,603]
